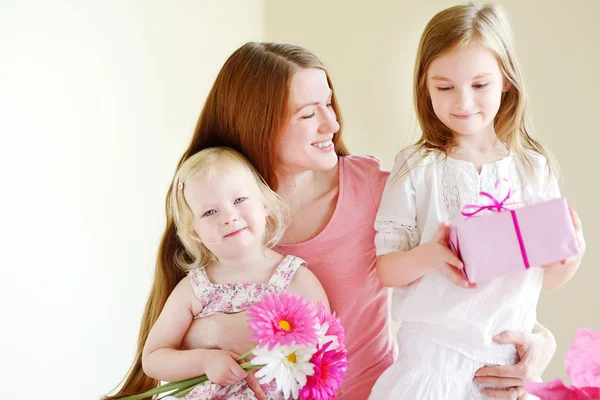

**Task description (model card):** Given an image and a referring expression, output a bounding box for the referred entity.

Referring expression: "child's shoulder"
[515,149,551,173]
[393,145,443,173]
[523,149,549,165]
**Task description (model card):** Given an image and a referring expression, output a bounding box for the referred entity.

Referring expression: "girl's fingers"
[442,246,463,269]
[480,386,525,399]
[432,222,450,243]
[231,364,248,379]
[443,263,472,288]
[473,375,524,387]
[569,208,582,231]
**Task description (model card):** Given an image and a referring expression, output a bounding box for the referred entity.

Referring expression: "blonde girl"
[109,147,328,399]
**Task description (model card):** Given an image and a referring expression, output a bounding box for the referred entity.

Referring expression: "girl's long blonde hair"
[409,2,556,179]
[171,147,287,271]
[104,42,348,399]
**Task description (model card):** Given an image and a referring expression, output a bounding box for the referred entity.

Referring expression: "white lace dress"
[368,146,558,400]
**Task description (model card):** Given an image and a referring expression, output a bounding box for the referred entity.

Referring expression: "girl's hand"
[204,350,248,386]
[473,323,556,399]
[543,208,586,271]
[181,314,267,399]
[418,223,476,289]
[541,208,586,290]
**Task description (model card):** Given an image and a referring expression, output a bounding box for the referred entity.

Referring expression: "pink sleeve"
[367,157,390,210]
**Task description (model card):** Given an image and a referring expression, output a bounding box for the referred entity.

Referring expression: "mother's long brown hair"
[104,42,348,399]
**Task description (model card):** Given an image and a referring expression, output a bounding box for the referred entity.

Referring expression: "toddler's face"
[183,165,268,260]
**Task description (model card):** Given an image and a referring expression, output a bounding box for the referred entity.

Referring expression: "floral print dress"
[179,255,304,400]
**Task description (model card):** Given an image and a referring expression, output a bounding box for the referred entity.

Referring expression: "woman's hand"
[473,323,556,399]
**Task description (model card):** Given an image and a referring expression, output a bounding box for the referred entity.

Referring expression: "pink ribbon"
[460,181,530,269]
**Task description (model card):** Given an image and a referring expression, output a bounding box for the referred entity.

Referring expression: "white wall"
[0,1,264,398]
[265,0,600,383]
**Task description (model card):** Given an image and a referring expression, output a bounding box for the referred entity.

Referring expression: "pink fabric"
[525,329,600,399]
[449,198,579,283]
[276,155,395,400]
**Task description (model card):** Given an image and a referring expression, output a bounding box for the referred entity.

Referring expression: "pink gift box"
[449,197,579,283]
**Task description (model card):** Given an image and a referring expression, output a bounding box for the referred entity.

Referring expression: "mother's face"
[276,68,340,175]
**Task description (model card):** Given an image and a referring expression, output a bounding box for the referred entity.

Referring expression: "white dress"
[369,146,558,400]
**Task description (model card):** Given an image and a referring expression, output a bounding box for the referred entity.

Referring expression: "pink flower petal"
[247,290,319,350]
[566,329,600,388]
[525,379,599,399]
[299,341,348,400]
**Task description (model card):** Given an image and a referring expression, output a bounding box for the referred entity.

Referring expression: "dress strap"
[268,255,305,291]
[187,267,214,307]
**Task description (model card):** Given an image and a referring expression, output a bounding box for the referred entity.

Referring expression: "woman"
[108,42,556,400]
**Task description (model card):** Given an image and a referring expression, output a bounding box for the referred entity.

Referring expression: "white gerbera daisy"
[317,321,340,351]
[252,343,317,399]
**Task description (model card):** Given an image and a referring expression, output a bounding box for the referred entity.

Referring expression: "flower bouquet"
[115,291,347,400]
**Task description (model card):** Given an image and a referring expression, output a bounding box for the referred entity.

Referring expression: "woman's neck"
[275,165,339,205]
[275,163,340,245]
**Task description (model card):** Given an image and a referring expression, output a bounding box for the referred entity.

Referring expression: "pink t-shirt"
[276,155,395,400]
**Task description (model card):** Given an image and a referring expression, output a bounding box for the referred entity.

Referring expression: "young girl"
[369,3,585,400]
[112,147,328,399]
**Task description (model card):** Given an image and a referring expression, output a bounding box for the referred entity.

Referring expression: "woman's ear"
[502,79,512,93]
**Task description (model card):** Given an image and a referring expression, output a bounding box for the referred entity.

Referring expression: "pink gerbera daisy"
[247,290,319,351]
[299,341,349,400]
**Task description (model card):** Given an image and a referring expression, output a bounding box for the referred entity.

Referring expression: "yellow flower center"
[278,319,292,331]
[286,352,297,364]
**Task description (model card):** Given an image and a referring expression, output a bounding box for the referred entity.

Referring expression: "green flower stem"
[236,349,254,361]
[115,364,265,400]
[173,385,197,398]
[239,362,265,370]
[115,376,207,400]
[155,377,208,399]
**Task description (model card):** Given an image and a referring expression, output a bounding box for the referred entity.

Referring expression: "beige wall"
[0,1,264,398]
[266,0,600,382]
[2,2,597,397]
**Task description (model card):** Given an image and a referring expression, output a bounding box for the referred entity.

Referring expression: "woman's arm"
[473,322,556,398]
[181,311,256,355]
[181,266,329,351]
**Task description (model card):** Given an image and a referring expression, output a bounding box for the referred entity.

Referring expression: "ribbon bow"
[461,179,513,218]
[459,179,531,269]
